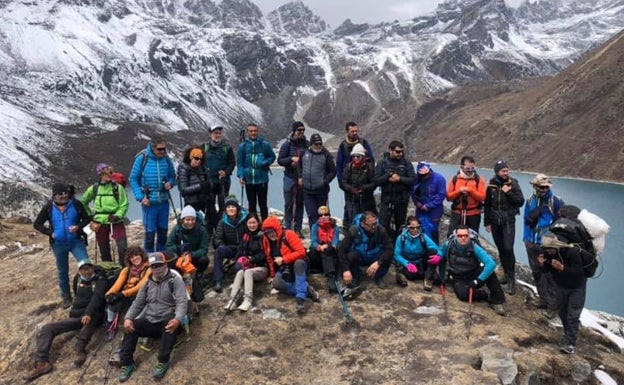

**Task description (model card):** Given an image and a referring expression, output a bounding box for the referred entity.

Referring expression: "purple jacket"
[411,170,446,221]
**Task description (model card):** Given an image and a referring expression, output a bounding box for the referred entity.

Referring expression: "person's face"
[535,185,550,195]
[311,142,323,152]
[247,217,259,231]
[360,216,377,232]
[100,166,113,182]
[497,168,510,179]
[225,205,238,218]
[152,142,167,158]
[390,146,404,160]
[53,191,69,205]
[247,125,259,140]
[79,265,95,279]
[190,155,202,168]
[182,216,196,229]
[265,229,277,241]
[456,229,471,246]
[461,161,476,177]
[210,130,223,142]
[129,253,143,267]
[151,263,168,279]
[406,221,421,235]
[347,125,359,140]
[293,127,305,139]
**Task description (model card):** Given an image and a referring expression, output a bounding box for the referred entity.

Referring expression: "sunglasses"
[54,192,68,197]
[407,226,421,230]
[352,155,363,158]
[394,149,404,154]
[155,147,167,152]
[151,263,166,269]
[537,185,550,190]
[191,157,202,161]
[312,142,322,146]
[456,234,470,239]
[319,213,330,217]
[296,128,305,132]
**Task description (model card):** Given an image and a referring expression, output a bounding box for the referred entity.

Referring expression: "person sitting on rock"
[23,260,107,382]
[166,205,210,286]
[224,213,268,312]
[308,206,341,292]
[393,216,443,291]
[338,211,393,292]
[104,245,152,341]
[212,195,249,292]
[442,225,507,316]
[261,216,320,314]
[117,252,188,382]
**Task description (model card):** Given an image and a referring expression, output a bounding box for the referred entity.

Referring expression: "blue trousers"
[272,259,308,300]
[52,240,89,298]
[142,203,170,252]
[213,245,236,283]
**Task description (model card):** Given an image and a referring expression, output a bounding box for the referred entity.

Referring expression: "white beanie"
[181,205,196,219]
[351,143,366,156]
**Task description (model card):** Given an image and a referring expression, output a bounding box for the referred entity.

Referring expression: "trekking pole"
[335,279,354,324]
[93,239,99,264]
[77,338,106,382]
[102,337,118,385]
[440,283,449,326]
[214,287,242,334]
[466,287,474,340]
[165,182,179,221]
[109,223,116,264]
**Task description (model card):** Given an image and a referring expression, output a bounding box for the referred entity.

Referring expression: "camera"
[281,264,294,282]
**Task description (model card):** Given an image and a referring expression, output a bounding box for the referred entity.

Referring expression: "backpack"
[340,140,372,164]
[549,218,598,278]
[96,261,123,291]
[92,181,121,203]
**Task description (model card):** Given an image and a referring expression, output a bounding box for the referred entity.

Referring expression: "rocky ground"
[0,215,623,385]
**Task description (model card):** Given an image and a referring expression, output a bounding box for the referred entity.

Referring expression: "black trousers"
[557,283,586,346]
[490,221,516,279]
[245,183,269,220]
[119,318,181,365]
[35,313,104,362]
[308,247,337,276]
[447,212,481,236]
[452,273,505,305]
[525,241,558,311]
[206,180,231,232]
[379,201,408,239]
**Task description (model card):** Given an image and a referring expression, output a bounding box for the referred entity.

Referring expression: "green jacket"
[166,224,209,260]
[82,182,129,224]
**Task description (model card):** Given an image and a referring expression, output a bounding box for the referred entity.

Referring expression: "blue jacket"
[129,143,176,204]
[34,198,90,246]
[310,221,340,250]
[522,190,563,244]
[204,140,235,184]
[236,136,275,185]
[277,136,309,179]
[442,240,496,283]
[411,170,446,221]
[393,228,442,267]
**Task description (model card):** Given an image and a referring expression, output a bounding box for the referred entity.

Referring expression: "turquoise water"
[127,164,624,317]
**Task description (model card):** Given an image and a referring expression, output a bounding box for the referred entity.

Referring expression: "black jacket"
[484,176,525,226]
[373,152,416,203]
[70,274,107,318]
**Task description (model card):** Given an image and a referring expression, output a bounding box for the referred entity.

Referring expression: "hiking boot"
[559,344,575,354]
[505,280,516,295]
[73,348,87,367]
[490,303,507,316]
[375,278,387,289]
[341,285,364,301]
[395,273,408,287]
[224,297,237,310]
[541,309,558,320]
[152,361,169,379]
[213,281,223,293]
[108,350,121,367]
[118,363,136,382]
[296,298,306,314]
[423,279,433,292]
[326,277,337,292]
[23,361,52,382]
[238,298,252,312]
[498,275,508,285]
[307,286,321,302]
[61,294,72,309]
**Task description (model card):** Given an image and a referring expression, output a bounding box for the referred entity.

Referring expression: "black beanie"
[494,160,508,173]
[291,121,305,132]
[52,183,69,196]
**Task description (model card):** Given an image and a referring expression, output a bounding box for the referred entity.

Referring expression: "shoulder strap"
[419,233,429,253]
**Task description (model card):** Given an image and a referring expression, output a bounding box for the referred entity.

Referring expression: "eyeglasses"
[296,128,305,132]
[319,213,330,217]
[462,167,475,172]
[393,149,404,154]
[537,185,550,190]
[151,263,166,269]
[191,157,202,161]
[456,234,470,239]
[54,192,68,197]
[312,143,322,146]
[155,147,167,152]
[362,221,377,228]
[352,155,363,159]
[407,226,421,230]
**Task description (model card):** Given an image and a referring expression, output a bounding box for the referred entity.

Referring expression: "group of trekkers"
[25,121,594,382]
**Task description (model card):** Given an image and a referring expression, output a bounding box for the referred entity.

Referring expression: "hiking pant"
[557,283,586,346]
[207,180,230,232]
[245,182,269,221]
[308,247,338,276]
[397,259,436,281]
[303,191,329,232]
[119,318,181,366]
[273,259,309,300]
[525,241,558,310]
[230,266,269,301]
[52,240,89,298]
[213,245,236,284]
[342,250,390,283]
[490,221,516,279]
[448,212,481,236]
[35,313,103,362]
[379,201,408,239]
[191,254,210,275]
[283,176,304,232]
[142,203,169,252]
[452,274,505,305]
[95,222,127,263]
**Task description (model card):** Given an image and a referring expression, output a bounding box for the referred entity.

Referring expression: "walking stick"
[214,287,243,334]
[440,283,449,326]
[335,279,354,324]
[466,287,474,340]
[165,183,179,221]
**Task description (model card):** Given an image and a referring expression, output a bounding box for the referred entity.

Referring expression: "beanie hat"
[292,121,305,132]
[96,163,111,175]
[224,194,239,208]
[351,143,366,156]
[52,183,69,196]
[531,173,553,187]
[189,148,203,159]
[494,160,508,174]
[181,205,196,219]
[417,161,431,175]
[310,133,323,144]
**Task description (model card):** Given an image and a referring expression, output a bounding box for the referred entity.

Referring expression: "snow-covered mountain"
[1,0,623,214]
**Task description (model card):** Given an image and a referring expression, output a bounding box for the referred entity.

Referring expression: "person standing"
[373,140,416,238]
[117,252,188,382]
[298,133,336,231]
[34,183,90,308]
[336,122,375,229]
[177,147,212,214]
[446,155,486,235]
[236,124,275,220]
[411,161,446,245]
[523,173,564,318]
[203,126,236,233]
[484,160,525,295]
[82,163,129,263]
[129,138,176,252]
[277,121,309,236]
[339,143,377,232]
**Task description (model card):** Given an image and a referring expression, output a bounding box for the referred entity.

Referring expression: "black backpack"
[549,218,598,277]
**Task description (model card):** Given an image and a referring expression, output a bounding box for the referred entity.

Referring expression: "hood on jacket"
[262,216,283,239]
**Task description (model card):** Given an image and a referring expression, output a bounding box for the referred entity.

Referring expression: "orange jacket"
[446,174,486,216]
[105,262,151,298]
[260,216,307,277]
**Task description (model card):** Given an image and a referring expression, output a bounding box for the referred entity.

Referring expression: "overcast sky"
[255,0,529,28]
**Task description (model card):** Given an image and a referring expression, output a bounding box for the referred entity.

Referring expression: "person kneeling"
[117,252,188,382]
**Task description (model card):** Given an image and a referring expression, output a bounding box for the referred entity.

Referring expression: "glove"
[469,279,482,288]
[406,263,418,274]
[106,293,123,305]
[108,215,120,223]
[237,256,252,270]
[427,255,442,265]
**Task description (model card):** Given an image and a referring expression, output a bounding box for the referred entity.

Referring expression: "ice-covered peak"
[267,1,327,37]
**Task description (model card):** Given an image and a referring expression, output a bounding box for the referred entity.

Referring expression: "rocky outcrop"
[267,1,327,37]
